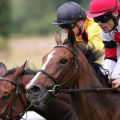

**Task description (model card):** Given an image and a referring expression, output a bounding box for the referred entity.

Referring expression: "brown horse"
[0,62,77,120]
[26,32,120,120]
[0,62,31,120]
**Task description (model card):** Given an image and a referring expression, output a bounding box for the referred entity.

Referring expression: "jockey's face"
[61,19,85,36]
[94,11,119,33]
[72,20,85,36]
[97,19,115,33]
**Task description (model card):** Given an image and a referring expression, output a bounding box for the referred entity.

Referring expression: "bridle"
[39,44,80,96]
[0,77,30,120]
[39,44,80,120]
[39,44,120,96]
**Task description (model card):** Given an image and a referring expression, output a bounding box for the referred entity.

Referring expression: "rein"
[39,45,80,96]
[51,85,120,94]
[39,44,120,96]
[0,77,19,86]
[0,77,29,120]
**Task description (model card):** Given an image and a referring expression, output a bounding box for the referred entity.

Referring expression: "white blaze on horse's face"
[26,72,41,88]
[26,50,55,88]
[41,51,55,70]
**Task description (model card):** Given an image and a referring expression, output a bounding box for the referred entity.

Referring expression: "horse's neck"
[71,50,116,119]
[71,67,120,119]
[71,73,115,120]
[78,54,102,88]
[71,93,115,120]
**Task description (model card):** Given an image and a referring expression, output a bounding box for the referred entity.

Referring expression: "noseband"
[39,44,120,96]
[39,45,80,96]
[0,77,28,120]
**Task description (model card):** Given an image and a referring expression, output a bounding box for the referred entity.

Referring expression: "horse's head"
[26,32,82,109]
[26,32,110,119]
[0,62,28,120]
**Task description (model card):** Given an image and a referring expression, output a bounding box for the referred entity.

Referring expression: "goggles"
[93,12,113,23]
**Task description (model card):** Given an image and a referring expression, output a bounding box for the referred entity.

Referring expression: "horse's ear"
[19,60,27,71]
[0,62,7,76]
[55,32,62,45]
[12,61,27,80]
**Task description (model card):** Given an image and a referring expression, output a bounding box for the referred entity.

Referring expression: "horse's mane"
[64,30,103,65]
[4,65,37,77]
[63,35,110,86]
[63,38,102,67]
[79,44,110,85]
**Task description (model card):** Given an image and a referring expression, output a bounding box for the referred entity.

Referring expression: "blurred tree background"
[0,0,91,50]
[1,0,120,67]
[5,0,120,68]
[0,0,90,37]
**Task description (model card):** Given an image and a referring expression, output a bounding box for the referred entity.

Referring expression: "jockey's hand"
[112,77,120,88]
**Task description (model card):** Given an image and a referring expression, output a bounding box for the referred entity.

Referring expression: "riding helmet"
[52,2,86,25]
[88,0,120,18]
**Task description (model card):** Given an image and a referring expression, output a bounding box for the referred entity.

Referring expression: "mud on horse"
[26,32,120,120]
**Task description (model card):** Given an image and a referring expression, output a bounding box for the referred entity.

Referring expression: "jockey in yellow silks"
[76,16,104,51]
[52,2,104,51]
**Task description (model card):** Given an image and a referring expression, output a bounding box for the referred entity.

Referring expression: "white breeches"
[111,56,120,79]
[101,44,120,79]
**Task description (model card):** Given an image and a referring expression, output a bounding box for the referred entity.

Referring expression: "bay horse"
[0,62,77,120]
[0,62,32,120]
[26,32,120,120]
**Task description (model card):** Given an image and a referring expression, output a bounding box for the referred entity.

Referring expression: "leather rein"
[39,45,120,96]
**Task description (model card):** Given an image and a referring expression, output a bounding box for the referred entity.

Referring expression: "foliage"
[0,36,9,50]
[1,0,90,35]
[10,0,69,35]
[0,0,11,38]
[20,13,56,35]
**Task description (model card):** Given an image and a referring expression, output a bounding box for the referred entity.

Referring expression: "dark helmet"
[52,2,86,25]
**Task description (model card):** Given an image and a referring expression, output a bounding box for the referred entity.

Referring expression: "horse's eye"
[59,58,68,64]
[1,92,10,101]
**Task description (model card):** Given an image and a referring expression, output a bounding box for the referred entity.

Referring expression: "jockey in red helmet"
[52,2,104,51]
[88,0,120,88]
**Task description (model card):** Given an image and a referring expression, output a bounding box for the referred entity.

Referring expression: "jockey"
[52,2,104,51]
[88,0,120,88]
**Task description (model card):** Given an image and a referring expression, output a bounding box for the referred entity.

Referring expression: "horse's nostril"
[27,86,41,95]
[31,86,40,93]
